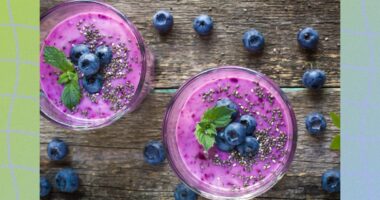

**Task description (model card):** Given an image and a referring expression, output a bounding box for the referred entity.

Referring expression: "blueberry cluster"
[214,98,260,157]
[70,44,113,94]
[40,139,79,198]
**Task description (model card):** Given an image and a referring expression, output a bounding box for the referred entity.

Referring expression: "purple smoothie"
[165,67,296,198]
[40,12,143,120]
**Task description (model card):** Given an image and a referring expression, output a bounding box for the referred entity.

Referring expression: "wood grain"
[40,0,340,88]
[41,89,340,200]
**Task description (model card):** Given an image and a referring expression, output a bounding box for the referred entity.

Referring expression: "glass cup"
[40,0,154,130]
[163,66,297,199]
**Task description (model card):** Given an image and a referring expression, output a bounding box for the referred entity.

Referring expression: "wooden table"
[40,0,340,199]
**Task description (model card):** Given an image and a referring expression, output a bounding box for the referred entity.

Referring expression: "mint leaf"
[58,73,69,84]
[205,123,217,136]
[43,46,82,109]
[330,134,340,150]
[194,106,234,151]
[44,46,74,72]
[203,106,235,128]
[330,112,340,129]
[61,78,81,110]
[195,124,216,151]
[198,122,217,135]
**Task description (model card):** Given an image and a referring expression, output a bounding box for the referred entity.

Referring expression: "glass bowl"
[40,0,154,130]
[163,66,297,199]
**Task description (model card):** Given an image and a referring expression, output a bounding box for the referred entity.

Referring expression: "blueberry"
[55,168,79,193]
[82,73,104,94]
[152,10,174,33]
[193,14,213,36]
[321,169,340,193]
[70,44,90,65]
[174,183,197,200]
[40,177,52,198]
[297,27,319,49]
[224,122,246,146]
[239,115,257,136]
[305,112,327,135]
[236,136,260,156]
[215,131,235,152]
[216,98,239,120]
[143,140,166,165]
[47,139,68,161]
[302,69,326,89]
[78,53,100,76]
[242,29,265,53]
[95,45,113,66]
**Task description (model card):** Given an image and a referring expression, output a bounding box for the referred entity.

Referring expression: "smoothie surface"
[40,12,143,120]
[175,69,295,192]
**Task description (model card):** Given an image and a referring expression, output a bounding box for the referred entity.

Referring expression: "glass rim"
[162,66,298,199]
[40,0,148,130]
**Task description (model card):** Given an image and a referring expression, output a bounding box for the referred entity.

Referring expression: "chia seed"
[75,22,136,113]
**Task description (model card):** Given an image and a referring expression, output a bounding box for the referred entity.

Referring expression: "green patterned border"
[0,0,39,199]
[0,0,379,198]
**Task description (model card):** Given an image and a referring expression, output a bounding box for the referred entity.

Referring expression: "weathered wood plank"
[40,0,340,88]
[41,88,340,199]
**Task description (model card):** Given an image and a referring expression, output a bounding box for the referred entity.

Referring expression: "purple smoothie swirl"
[164,66,297,199]
[40,1,154,129]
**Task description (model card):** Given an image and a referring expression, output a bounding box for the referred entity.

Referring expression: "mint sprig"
[329,112,340,150]
[44,46,74,72]
[44,46,81,109]
[195,106,235,151]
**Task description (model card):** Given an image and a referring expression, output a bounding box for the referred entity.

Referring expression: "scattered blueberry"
[70,44,90,65]
[152,10,174,33]
[40,177,52,198]
[143,140,166,165]
[78,53,100,76]
[297,27,319,49]
[174,183,197,200]
[242,29,265,53]
[236,136,260,156]
[216,98,239,120]
[239,115,257,136]
[215,131,235,152]
[321,168,340,193]
[193,14,213,36]
[302,69,326,89]
[47,139,68,161]
[95,45,113,66]
[305,112,327,135]
[55,168,79,193]
[223,122,246,146]
[82,73,104,94]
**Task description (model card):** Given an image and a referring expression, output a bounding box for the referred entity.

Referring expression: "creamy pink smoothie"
[40,12,143,120]
[174,67,296,194]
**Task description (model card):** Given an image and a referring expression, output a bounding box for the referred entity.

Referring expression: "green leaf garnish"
[330,134,340,150]
[61,79,81,110]
[58,73,69,84]
[44,46,74,72]
[195,106,235,151]
[330,112,340,129]
[195,124,216,151]
[44,46,81,109]
[58,71,77,84]
[329,112,340,151]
